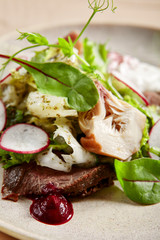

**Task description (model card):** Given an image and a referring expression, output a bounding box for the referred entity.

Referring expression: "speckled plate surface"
[0,24,160,240]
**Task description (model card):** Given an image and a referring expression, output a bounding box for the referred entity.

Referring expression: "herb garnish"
[0,0,116,112]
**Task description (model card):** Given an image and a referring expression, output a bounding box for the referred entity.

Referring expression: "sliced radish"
[0,123,49,154]
[149,119,160,160]
[111,73,149,106]
[0,100,6,131]
[108,52,149,106]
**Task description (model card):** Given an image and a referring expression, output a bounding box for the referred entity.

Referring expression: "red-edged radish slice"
[0,100,6,131]
[148,119,160,160]
[0,123,49,154]
[108,52,149,106]
[111,73,149,106]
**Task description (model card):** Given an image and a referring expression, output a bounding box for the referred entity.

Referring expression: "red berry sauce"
[29,184,73,225]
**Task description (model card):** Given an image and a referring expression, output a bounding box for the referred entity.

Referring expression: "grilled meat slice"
[2,162,115,202]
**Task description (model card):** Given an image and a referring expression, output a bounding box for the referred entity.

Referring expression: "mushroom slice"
[78,81,146,160]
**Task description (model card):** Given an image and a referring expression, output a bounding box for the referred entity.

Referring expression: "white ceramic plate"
[0,24,160,240]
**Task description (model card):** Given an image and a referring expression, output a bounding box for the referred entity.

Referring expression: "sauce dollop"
[29,184,73,225]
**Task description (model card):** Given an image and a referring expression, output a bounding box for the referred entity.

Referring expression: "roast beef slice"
[2,162,115,201]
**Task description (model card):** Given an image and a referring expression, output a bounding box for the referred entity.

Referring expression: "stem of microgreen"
[149,146,160,157]
[49,144,68,151]
[73,0,116,46]
[0,44,40,72]
[0,0,116,74]
[73,51,90,66]
[0,43,69,72]
[73,10,96,46]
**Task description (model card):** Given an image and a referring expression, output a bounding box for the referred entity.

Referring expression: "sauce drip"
[29,184,73,225]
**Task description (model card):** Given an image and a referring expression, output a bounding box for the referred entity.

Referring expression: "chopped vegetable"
[0,123,50,154]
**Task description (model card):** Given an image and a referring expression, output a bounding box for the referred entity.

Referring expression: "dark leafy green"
[21,60,99,112]
[0,55,99,112]
[114,158,160,204]
[6,107,24,128]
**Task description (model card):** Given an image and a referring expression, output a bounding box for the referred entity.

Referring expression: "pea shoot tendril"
[0,0,116,73]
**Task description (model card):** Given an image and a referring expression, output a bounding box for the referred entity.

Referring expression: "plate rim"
[0,22,160,240]
[0,21,160,45]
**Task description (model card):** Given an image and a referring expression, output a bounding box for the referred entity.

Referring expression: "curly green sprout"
[88,0,116,12]
[73,0,116,46]
[0,0,116,73]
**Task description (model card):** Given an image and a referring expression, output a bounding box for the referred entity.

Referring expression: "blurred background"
[0,0,160,37]
[0,0,160,239]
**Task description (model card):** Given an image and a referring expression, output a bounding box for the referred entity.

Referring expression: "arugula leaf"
[115,158,160,204]
[1,56,98,112]
[0,148,35,169]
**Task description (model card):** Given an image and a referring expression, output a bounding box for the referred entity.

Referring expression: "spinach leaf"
[114,158,160,204]
[1,56,99,112]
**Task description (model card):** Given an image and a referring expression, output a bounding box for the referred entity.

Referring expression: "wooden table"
[0,0,160,239]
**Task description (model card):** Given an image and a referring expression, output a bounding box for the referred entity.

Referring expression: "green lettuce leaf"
[0,148,35,169]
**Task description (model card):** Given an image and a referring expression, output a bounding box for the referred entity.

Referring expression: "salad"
[0,0,160,225]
